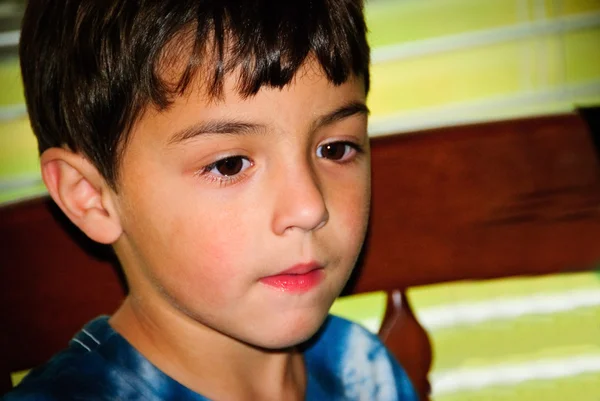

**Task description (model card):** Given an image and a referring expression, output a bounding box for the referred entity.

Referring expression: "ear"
[40,148,122,244]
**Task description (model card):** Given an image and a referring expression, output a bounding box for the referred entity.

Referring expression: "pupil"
[324,144,345,160]
[216,157,243,176]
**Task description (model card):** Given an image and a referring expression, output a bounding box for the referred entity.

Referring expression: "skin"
[41,58,371,400]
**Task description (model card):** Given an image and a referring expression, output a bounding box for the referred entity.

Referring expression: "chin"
[252,311,330,350]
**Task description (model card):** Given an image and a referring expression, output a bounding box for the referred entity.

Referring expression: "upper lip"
[268,262,322,276]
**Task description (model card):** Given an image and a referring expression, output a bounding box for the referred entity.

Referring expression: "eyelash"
[196,140,364,187]
[316,140,363,162]
[196,157,253,187]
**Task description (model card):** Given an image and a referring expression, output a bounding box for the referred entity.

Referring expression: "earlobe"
[41,148,123,244]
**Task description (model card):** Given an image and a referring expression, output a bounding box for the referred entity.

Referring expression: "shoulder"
[3,317,141,401]
[3,346,122,401]
[3,317,206,401]
[305,314,418,401]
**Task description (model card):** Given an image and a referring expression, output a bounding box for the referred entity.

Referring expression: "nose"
[271,163,329,235]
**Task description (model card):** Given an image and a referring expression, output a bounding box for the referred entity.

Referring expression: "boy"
[5,0,418,400]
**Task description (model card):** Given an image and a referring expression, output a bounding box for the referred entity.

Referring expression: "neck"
[110,296,306,401]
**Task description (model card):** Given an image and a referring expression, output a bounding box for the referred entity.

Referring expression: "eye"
[316,141,359,162]
[205,156,252,177]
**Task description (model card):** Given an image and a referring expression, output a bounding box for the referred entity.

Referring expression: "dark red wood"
[0,199,125,393]
[355,112,600,293]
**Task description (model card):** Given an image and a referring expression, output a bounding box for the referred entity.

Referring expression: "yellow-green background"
[408,271,600,401]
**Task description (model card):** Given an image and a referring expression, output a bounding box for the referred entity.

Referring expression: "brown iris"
[215,157,245,176]
[320,143,347,160]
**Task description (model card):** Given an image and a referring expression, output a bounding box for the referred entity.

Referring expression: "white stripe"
[81,328,100,345]
[0,175,43,191]
[0,30,19,48]
[371,11,600,64]
[367,79,600,136]
[71,338,91,352]
[431,354,600,396]
[0,104,27,121]
[414,288,600,331]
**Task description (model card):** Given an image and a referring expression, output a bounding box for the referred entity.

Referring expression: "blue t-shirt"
[4,315,418,400]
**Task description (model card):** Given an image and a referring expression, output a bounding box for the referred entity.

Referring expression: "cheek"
[323,171,370,270]
[334,171,371,236]
[122,188,254,303]
[151,220,251,310]
[170,211,254,276]
[167,212,266,314]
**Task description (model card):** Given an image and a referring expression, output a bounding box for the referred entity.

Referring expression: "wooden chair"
[2,108,600,400]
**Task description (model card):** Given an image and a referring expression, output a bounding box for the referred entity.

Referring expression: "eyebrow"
[314,101,370,129]
[167,120,264,146]
[167,101,370,146]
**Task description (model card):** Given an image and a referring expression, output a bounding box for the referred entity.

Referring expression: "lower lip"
[260,269,323,293]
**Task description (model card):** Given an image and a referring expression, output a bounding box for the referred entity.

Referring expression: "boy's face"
[112,59,370,349]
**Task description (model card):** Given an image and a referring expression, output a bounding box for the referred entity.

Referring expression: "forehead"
[132,57,367,145]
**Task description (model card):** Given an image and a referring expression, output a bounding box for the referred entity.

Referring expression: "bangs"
[151,0,370,108]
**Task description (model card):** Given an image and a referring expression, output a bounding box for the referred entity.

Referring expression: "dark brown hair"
[19,0,370,188]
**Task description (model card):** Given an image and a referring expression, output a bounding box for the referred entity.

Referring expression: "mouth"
[260,262,324,293]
